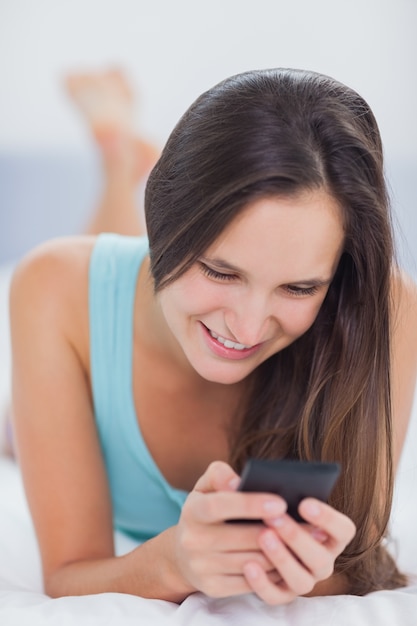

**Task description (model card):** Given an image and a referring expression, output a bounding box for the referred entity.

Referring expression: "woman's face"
[157,189,345,385]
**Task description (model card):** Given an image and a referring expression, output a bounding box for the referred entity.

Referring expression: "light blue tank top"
[89,233,188,543]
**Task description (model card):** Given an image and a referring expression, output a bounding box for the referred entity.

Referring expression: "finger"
[264,519,328,544]
[297,499,356,553]
[308,527,329,544]
[193,461,240,493]
[243,561,297,605]
[199,574,253,598]
[299,523,329,544]
[267,570,284,585]
[260,522,332,586]
[263,504,354,580]
[200,520,268,552]
[178,513,266,552]
[188,490,286,525]
[206,550,276,575]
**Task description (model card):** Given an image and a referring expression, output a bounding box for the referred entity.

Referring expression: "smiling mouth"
[206,327,253,351]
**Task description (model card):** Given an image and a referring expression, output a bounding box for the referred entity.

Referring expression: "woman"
[9,68,417,605]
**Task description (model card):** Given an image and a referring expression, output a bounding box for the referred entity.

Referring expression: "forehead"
[205,190,345,281]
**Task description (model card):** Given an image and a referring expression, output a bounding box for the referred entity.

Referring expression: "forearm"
[45,527,194,602]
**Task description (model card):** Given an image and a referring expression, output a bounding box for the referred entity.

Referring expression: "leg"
[65,68,159,235]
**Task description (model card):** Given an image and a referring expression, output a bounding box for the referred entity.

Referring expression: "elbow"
[43,563,81,598]
[43,568,68,598]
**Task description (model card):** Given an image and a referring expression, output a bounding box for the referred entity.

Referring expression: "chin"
[192,360,253,385]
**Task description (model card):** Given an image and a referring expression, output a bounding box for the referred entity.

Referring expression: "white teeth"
[224,339,247,350]
[209,329,250,350]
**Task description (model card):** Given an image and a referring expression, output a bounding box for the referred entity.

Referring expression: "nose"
[224,291,276,347]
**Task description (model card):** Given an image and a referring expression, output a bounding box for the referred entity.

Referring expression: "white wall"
[0,0,415,155]
[0,0,416,271]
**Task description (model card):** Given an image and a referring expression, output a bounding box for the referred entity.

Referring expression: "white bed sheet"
[1,265,417,625]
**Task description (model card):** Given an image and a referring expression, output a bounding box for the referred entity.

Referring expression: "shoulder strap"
[89,234,148,439]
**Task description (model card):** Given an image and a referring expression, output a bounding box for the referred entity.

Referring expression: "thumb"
[193,461,240,494]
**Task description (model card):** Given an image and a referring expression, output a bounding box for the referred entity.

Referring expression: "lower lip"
[200,323,262,361]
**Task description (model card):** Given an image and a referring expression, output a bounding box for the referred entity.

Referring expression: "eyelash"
[284,285,319,297]
[199,263,236,281]
[199,262,320,296]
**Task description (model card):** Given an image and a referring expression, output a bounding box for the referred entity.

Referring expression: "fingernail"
[245,563,260,580]
[303,500,321,517]
[228,477,240,490]
[263,500,286,515]
[270,516,285,528]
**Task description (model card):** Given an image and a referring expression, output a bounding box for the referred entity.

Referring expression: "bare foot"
[65,68,159,182]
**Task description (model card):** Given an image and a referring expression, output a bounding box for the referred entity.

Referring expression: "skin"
[156,191,344,385]
[9,189,417,604]
[65,68,159,236]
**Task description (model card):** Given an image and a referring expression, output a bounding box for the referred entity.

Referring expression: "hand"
[243,498,356,604]
[173,461,288,598]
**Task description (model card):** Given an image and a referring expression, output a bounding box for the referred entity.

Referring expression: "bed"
[1,262,417,625]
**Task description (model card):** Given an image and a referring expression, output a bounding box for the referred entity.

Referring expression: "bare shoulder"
[389,269,417,468]
[390,268,417,319]
[10,236,96,360]
[11,235,96,307]
[390,268,417,369]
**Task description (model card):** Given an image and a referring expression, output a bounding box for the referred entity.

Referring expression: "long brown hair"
[145,68,407,593]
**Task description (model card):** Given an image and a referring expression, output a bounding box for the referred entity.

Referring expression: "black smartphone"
[230,458,341,523]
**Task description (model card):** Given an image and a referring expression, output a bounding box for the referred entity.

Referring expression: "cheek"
[279,300,324,336]
[161,277,225,319]
[180,269,233,306]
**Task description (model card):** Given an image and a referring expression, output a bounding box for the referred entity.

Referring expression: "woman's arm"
[9,239,357,603]
[390,271,417,470]
[8,241,161,594]
[9,239,201,600]
[10,239,117,592]
[7,240,286,601]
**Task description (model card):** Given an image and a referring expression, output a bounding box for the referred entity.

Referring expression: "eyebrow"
[199,256,333,287]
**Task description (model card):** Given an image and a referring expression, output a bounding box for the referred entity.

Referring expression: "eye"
[284,285,319,297]
[199,262,237,282]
